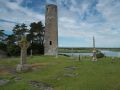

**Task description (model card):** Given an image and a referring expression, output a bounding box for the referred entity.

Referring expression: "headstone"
[16,36,31,72]
[0,80,9,86]
[29,80,53,90]
[64,66,78,71]
[64,73,78,78]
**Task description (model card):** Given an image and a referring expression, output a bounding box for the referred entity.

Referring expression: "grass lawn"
[0,56,120,90]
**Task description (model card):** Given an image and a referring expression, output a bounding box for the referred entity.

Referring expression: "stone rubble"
[29,80,53,90]
[0,80,9,86]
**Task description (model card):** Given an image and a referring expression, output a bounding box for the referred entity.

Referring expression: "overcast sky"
[0,0,120,47]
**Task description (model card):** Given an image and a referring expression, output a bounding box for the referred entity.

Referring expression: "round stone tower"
[44,4,58,55]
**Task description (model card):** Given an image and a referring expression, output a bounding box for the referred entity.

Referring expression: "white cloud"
[0,0,120,47]
[0,0,44,32]
[97,0,120,23]
[57,0,120,47]
[0,21,15,32]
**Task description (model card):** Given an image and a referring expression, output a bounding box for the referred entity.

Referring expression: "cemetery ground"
[0,56,120,90]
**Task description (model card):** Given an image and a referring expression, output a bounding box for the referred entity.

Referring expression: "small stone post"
[78,54,81,61]
[55,47,58,58]
[16,36,31,72]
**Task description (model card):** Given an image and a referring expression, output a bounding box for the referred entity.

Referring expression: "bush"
[7,44,20,56]
[0,42,7,51]
[96,51,105,58]
[28,43,44,55]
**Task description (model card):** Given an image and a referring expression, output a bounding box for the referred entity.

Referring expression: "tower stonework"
[44,4,58,55]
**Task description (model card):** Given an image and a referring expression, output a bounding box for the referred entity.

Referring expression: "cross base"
[92,58,97,61]
[16,64,31,72]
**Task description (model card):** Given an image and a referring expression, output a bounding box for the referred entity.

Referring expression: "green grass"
[0,56,120,90]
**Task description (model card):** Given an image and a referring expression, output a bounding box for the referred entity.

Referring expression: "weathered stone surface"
[0,80,9,86]
[14,76,22,81]
[10,75,22,81]
[16,36,30,72]
[16,64,31,72]
[64,73,78,78]
[29,80,53,90]
[63,66,79,78]
[92,49,97,61]
[19,36,29,65]
[44,4,58,55]
[64,66,78,71]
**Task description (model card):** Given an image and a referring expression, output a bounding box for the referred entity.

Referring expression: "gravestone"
[0,80,9,86]
[16,36,31,72]
[29,80,53,90]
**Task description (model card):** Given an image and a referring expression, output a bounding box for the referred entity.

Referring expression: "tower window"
[50,41,52,45]
[47,7,49,12]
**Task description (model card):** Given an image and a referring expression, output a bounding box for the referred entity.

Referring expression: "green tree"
[0,42,7,51]
[0,30,7,51]
[7,44,20,56]
[5,34,20,56]
[28,21,45,54]
[6,34,16,44]
[96,50,105,58]
[37,21,45,45]
[7,23,29,56]
[0,30,6,42]
[3,21,45,56]
[13,23,28,41]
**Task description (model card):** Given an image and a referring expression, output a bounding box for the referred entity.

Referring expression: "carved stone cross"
[16,36,31,72]
[19,36,29,65]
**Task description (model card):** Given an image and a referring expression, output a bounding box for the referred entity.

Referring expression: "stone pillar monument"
[16,36,31,72]
[92,36,97,61]
[44,4,58,55]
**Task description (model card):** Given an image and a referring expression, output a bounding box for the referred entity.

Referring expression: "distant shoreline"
[58,47,120,53]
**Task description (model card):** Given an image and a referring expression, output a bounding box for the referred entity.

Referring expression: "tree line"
[0,21,45,56]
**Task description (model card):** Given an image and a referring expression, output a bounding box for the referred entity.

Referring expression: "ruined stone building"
[44,4,58,55]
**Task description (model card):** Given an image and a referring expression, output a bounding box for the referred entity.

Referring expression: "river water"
[100,50,120,57]
[60,50,120,57]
